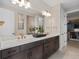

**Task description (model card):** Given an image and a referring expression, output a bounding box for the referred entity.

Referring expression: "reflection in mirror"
[0,8,45,39]
[27,15,35,34]
[18,14,24,30]
[15,13,27,36]
[27,15,44,34]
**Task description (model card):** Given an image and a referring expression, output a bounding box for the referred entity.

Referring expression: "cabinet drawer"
[29,44,43,59]
[2,46,20,58]
[44,39,49,44]
[54,36,59,40]
[44,37,54,44]
[0,51,1,59]
[20,40,43,51]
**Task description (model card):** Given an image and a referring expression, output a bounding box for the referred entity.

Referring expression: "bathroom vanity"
[0,35,59,59]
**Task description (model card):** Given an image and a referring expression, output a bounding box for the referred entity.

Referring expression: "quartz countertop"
[74,29,79,32]
[0,34,59,50]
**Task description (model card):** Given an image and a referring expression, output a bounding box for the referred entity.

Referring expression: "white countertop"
[74,29,79,32]
[0,34,59,50]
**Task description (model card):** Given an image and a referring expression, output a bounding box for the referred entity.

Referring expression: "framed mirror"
[15,13,44,35]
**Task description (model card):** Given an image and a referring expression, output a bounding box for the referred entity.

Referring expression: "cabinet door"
[44,43,50,59]
[54,37,59,51]
[44,41,54,59]
[49,41,55,55]
[2,51,29,59]
[0,51,1,59]
[29,45,43,59]
[44,37,59,59]
[44,39,54,59]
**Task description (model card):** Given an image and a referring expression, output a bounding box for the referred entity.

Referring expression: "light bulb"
[42,10,51,17]
[12,0,17,4]
[18,0,24,7]
[16,0,20,3]
[11,0,31,9]
[25,2,31,9]
[46,13,51,16]
[42,11,47,16]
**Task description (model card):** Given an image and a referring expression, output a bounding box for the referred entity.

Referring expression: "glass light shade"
[42,11,47,16]
[19,0,25,7]
[12,0,17,4]
[25,2,31,9]
[12,0,31,9]
[42,11,51,17]
[46,13,51,16]
[0,21,5,26]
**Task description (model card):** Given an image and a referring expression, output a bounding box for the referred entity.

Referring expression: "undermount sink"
[32,33,47,38]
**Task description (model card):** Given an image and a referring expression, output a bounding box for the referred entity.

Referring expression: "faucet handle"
[23,35,27,39]
[16,35,21,39]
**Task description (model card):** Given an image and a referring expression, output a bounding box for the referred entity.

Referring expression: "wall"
[44,4,67,50]
[0,8,15,35]
[67,11,79,20]
[27,16,35,33]
[60,6,67,50]
[44,4,60,35]
[51,4,60,35]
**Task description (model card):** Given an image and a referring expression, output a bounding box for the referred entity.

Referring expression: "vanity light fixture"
[25,1,31,9]
[12,0,31,9]
[42,10,51,17]
[0,18,5,26]
[0,21,5,26]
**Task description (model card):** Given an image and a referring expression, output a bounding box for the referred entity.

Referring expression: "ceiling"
[67,11,79,21]
[43,0,59,7]
[0,0,52,15]
[0,0,79,13]
[61,0,79,11]
[43,0,79,12]
[67,11,79,18]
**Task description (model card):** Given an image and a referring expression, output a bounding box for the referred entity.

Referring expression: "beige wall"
[44,4,60,35]
[27,16,35,33]
[0,8,15,35]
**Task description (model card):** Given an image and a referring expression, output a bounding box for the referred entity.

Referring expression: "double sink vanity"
[0,8,60,59]
[0,34,59,59]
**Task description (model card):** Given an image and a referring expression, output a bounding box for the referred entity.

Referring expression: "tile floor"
[48,41,79,59]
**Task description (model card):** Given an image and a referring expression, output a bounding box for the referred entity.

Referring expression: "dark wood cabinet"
[2,46,20,59]
[44,36,59,59]
[0,51,1,59]
[2,51,29,59]
[54,36,59,52]
[48,41,55,55]
[2,46,29,59]
[29,44,43,59]
[1,36,59,59]
[44,43,50,59]
[1,41,44,59]
[44,39,54,59]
